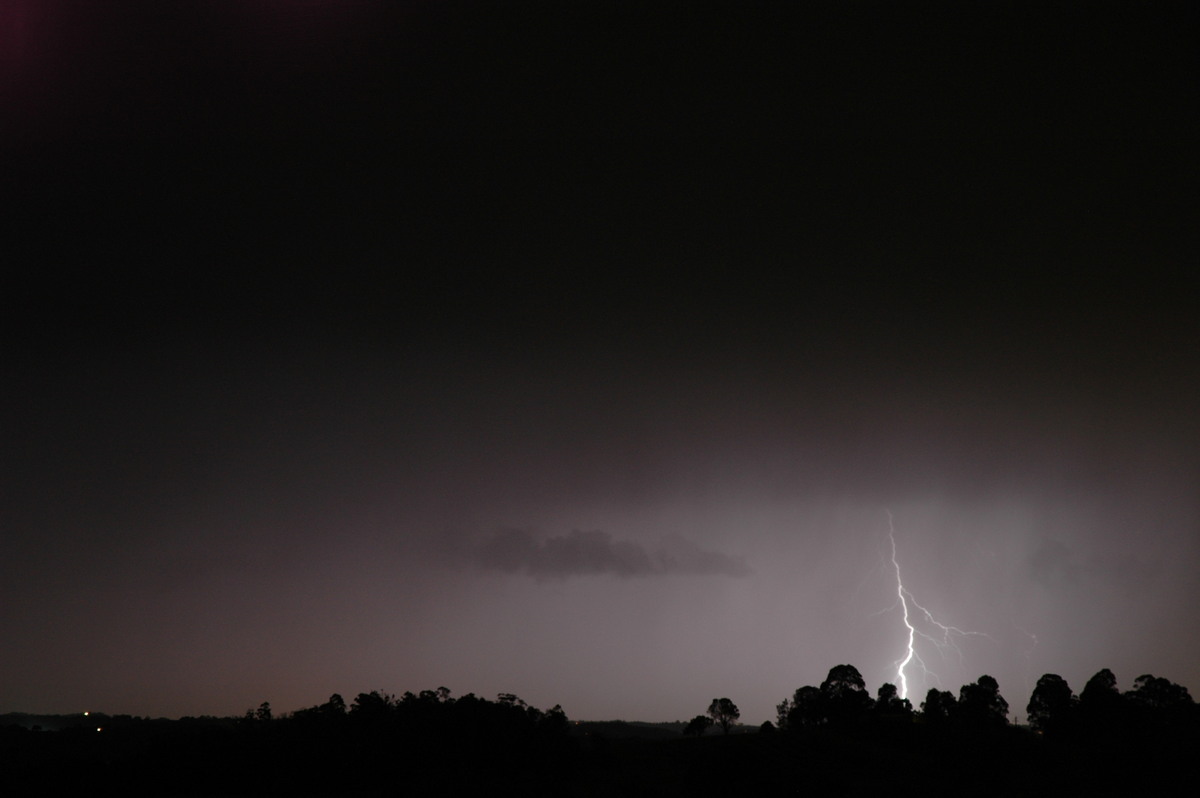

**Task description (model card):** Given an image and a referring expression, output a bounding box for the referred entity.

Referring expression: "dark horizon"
[5,669,1194,797]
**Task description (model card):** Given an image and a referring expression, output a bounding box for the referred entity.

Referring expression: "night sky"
[4,2,1198,724]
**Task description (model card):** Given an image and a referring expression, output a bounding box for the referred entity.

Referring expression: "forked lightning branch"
[885,511,993,701]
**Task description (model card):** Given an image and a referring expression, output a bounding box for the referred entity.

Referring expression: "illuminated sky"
[5,2,1197,723]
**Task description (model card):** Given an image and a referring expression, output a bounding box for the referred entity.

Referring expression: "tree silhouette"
[1080,668,1120,710]
[819,664,873,727]
[775,697,793,730]
[1126,673,1195,734]
[1077,667,1125,735]
[874,682,913,722]
[785,685,822,729]
[350,690,396,722]
[1026,674,1074,735]
[291,693,347,727]
[684,714,714,737]
[1128,674,1193,712]
[707,698,740,735]
[540,704,569,736]
[920,688,956,725]
[957,675,1008,727]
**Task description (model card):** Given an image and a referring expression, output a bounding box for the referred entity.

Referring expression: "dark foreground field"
[4,699,1197,796]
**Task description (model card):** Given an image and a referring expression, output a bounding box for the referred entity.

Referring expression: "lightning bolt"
[887,511,917,700]
[885,511,994,701]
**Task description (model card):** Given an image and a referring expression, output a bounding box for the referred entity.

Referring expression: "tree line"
[765,664,1195,736]
[3,670,1195,795]
[1,688,575,795]
[678,665,1198,795]
[674,663,1196,743]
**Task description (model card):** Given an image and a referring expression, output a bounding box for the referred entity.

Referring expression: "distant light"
[83,711,89,716]
[96,727,102,732]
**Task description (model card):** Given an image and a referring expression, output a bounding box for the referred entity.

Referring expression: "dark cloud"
[474,528,750,579]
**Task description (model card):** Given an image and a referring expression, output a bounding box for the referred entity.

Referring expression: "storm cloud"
[474,528,750,579]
